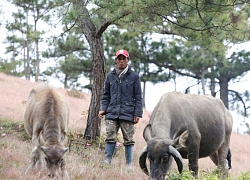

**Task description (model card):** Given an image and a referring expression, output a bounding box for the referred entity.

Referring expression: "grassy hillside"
[0,72,249,179]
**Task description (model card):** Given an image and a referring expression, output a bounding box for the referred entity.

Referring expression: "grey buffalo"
[139,91,233,179]
[24,84,70,178]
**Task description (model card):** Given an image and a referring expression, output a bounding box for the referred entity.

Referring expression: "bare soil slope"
[0,72,249,179]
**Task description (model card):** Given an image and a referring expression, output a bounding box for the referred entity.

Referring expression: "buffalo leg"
[61,158,69,179]
[217,145,229,179]
[209,152,218,166]
[187,141,200,178]
[25,133,42,174]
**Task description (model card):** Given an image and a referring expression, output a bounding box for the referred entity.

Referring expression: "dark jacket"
[100,67,143,122]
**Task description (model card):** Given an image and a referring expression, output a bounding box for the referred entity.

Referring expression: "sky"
[1,1,250,134]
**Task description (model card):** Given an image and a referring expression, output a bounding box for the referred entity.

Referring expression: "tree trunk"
[200,49,206,95]
[219,77,229,109]
[73,1,105,141]
[200,69,206,95]
[25,11,30,80]
[12,42,17,74]
[26,39,30,80]
[64,74,68,89]
[142,81,146,109]
[35,39,39,82]
[209,78,216,97]
[84,37,105,141]
[34,5,39,82]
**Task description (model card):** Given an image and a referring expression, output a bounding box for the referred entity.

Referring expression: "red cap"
[115,49,129,58]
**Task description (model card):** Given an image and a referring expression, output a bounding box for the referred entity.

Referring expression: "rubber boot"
[101,142,116,164]
[125,145,133,169]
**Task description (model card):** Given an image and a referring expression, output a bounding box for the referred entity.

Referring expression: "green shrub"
[0,118,30,141]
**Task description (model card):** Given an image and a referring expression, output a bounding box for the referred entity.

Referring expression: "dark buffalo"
[139,91,233,179]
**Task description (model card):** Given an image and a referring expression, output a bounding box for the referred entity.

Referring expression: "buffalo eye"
[160,155,170,170]
[45,157,51,167]
[161,155,169,163]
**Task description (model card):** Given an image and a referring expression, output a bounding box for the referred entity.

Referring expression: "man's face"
[115,55,129,69]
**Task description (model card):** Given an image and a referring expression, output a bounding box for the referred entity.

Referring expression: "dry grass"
[0,72,250,179]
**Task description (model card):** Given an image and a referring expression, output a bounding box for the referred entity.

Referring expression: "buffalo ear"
[40,146,47,153]
[143,124,152,142]
[173,130,189,150]
[63,148,68,154]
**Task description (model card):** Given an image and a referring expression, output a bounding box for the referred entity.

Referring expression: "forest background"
[1,0,250,141]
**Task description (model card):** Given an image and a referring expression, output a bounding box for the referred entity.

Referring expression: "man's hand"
[134,116,140,124]
[98,110,106,119]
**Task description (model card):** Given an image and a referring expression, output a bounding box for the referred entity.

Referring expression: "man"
[98,49,143,168]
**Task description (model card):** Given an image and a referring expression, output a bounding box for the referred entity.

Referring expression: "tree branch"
[96,10,130,37]
[229,89,247,116]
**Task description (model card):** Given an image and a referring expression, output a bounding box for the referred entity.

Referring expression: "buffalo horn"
[139,146,149,175]
[169,145,183,173]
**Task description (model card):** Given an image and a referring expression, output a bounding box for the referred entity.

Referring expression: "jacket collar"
[111,66,131,75]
